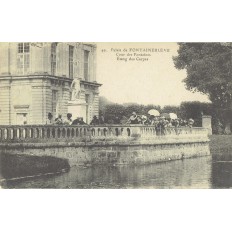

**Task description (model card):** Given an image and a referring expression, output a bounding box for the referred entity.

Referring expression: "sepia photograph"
[0,42,231,189]
[2,1,232,231]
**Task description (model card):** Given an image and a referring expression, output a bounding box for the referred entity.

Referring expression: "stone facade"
[0,42,101,125]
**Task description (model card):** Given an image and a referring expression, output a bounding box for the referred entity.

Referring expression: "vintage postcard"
[0,42,231,189]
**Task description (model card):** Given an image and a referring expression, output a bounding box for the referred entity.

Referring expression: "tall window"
[17,43,30,74]
[52,90,58,114]
[84,50,89,81]
[69,45,74,78]
[51,43,57,76]
[85,94,90,104]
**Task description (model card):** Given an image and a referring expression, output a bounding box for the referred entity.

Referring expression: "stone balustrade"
[0,124,208,143]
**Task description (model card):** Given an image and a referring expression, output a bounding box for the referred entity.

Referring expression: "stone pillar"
[202,115,212,135]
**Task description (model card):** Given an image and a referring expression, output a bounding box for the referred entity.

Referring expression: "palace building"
[0,42,101,125]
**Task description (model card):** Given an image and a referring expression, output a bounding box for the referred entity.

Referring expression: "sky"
[96,42,210,106]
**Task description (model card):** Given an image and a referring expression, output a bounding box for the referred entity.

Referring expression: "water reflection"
[1,155,216,189]
[212,162,232,189]
[2,154,232,189]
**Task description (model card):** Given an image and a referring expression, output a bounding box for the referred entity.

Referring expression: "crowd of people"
[127,112,194,127]
[47,113,87,126]
[46,111,194,130]
[46,113,105,126]
[126,112,194,135]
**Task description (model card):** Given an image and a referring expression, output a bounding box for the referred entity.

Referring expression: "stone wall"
[0,140,210,167]
[0,125,210,167]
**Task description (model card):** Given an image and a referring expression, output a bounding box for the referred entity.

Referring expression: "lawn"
[209,135,232,156]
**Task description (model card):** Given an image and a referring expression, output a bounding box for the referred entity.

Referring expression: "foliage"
[162,105,181,116]
[99,96,215,127]
[173,43,232,133]
[99,96,113,115]
[104,104,125,123]
[179,101,212,127]
[99,99,161,124]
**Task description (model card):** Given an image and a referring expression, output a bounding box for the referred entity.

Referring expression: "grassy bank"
[209,135,232,157]
[0,153,70,179]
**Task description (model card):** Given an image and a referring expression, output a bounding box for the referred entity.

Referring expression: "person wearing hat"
[78,117,87,125]
[99,114,105,124]
[127,112,139,124]
[72,117,87,125]
[64,113,72,125]
[47,112,53,124]
[90,115,99,125]
[173,118,180,135]
[72,116,79,125]
[160,116,167,135]
[141,115,148,125]
[188,118,194,128]
[54,114,63,125]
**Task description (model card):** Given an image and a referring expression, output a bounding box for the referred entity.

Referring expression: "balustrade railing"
[0,124,208,143]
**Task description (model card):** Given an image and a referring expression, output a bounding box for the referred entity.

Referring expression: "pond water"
[1,153,232,189]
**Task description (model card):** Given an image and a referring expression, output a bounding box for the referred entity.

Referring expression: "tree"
[123,103,161,117]
[173,43,232,134]
[179,101,212,127]
[104,104,125,123]
[99,96,113,115]
[161,105,180,116]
